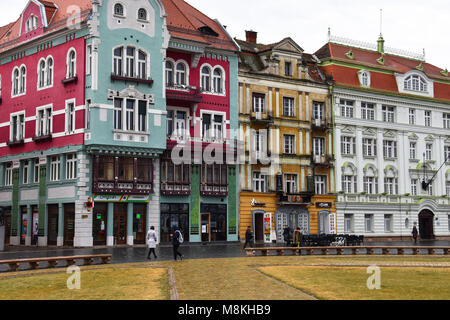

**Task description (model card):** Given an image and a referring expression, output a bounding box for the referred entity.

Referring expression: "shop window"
[118,158,134,181]
[98,156,115,180]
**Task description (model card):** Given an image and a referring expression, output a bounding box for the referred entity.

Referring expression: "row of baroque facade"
[0,0,449,247]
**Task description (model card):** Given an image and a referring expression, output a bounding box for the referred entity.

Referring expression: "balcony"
[250,111,273,124]
[161,182,191,196]
[62,75,78,85]
[200,184,228,197]
[111,73,154,86]
[7,138,24,148]
[311,154,335,167]
[32,134,52,143]
[166,84,202,103]
[311,117,332,130]
[93,179,153,195]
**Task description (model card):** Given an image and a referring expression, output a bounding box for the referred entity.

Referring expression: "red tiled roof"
[162,0,238,52]
[316,42,448,80]
[0,0,92,53]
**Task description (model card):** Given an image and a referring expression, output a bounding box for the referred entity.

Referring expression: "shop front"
[93,203,108,246]
[3,207,11,246]
[160,203,189,243]
[200,204,227,242]
[64,204,75,246]
[275,205,310,242]
[47,204,59,246]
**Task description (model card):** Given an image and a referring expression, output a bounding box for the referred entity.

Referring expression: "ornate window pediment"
[341,125,355,134]
[383,130,397,138]
[108,85,154,104]
[424,134,435,142]
[362,128,377,137]
[408,133,419,141]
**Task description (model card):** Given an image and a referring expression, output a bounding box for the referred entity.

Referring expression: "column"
[10,166,20,245]
[356,128,363,193]
[107,202,114,246]
[377,129,385,193]
[275,89,280,118]
[38,159,48,247]
[57,203,64,246]
[190,165,201,242]
[227,165,238,241]
[25,204,32,246]
[305,93,310,122]
[335,126,342,193]
[127,203,134,245]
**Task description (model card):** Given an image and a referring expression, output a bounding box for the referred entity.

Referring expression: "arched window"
[126,46,135,77]
[213,68,223,93]
[20,66,26,94]
[46,57,53,86]
[137,50,147,79]
[38,60,46,88]
[138,8,147,21]
[114,46,123,76]
[12,68,19,96]
[67,49,76,78]
[404,75,427,92]
[201,66,211,92]
[165,61,174,86]
[176,63,186,86]
[363,165,378,194]
[114,3,124,16]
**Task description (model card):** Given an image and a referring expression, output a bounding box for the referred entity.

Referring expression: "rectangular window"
[126,47,135,77]
[23,161,29,184]
[11,113,25,142]
[126,99,135,131]
[253,172,268,193]
[202,113,211,139]
[425,144,432,161]
[443,113,450,129]
[340,99,354,118]
[313,137,326,156]
[114,47,123,76]
[5,163,13,186]
[410,142,417,159]
[342,175,357,194]
[363,177,378,194]
[384,214,393,232]
[363,138,377,157]
[34,159,40,184]
[138,101,147,132]
[114,98,123,130]
[283,97,295,117]
[66,102,75,133]
[382,106,395,123]
[285,61,292,76]
[66,154,77,180]
[137,159,153,182]
[201,164,227,185]
[383,140,397,158]
[409,109,416,125]
[341,136,356,155]
[86,44,92,75]
[411,179,418,196]
[252,93,266,113]
[50,156,60,182]
[37,107,52,136]
[312,102,325,120]
[315,175,327,195]
[428,182,433,196]
[445,146,450,162]
[365,214,374,232]
[98,156,114,181]
[384,177,398,195]
[361,102,375,120]
[118,158,134,181]
[344,214,353,233]
[283,135,295,154]
[213,115,223,140]
[175,111,187,140]
[424,110,432,127]
[284,174,297,194]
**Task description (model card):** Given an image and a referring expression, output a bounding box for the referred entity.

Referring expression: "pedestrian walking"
[172,227,184,261]
[412,225,418,244]
[283,225,291,246]
[243,226,254,249]
[293,227,302,247]
[146,226,158,260]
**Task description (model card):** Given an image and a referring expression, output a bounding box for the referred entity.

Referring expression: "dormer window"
[358,70,371,87]
[114,3,125,17]
[138,8,147,21]
[25,15,38,33]
[404,75,427,92]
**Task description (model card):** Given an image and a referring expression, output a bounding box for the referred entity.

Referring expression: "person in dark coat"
[412,225,419,244]
[172,227,184,261]
[243,226,254,249]
[293,227,302,247]
[283,226,291,246]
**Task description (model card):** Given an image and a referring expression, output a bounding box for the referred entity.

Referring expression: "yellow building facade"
[237,33,337,243]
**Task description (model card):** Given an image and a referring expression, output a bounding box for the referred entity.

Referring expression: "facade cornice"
[238,73,329,93]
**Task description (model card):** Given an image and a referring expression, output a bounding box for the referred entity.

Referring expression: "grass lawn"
[258,265,450,300]
[0,266,169,300]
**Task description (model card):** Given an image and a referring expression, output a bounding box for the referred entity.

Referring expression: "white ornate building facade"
[316,35,450,240]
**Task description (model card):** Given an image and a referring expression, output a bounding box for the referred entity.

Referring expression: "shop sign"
[288,195,303,203]
[13,161,20,169]
[93,194,150,203]
[316,202,332,209]
[39,156,47,165]
[251,198,266,207]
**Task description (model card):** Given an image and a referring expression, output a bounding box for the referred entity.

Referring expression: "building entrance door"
[4,208,11,246]
[47,205,59,246]
[254,212,264,242]
[201,213,211,242]
[319,211,330,234]
[20,206,28,245]
[133,204,147,244]
[93,203,107,246]
[114,204,127,245]
[419,210,434,240]
[64,204,75,246]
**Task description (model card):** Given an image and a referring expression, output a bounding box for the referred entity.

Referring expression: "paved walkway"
[1,240,449,272]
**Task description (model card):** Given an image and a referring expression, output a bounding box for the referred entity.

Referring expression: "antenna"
[379,9,383,36]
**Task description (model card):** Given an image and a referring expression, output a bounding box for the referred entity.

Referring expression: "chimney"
[246,30,257,43]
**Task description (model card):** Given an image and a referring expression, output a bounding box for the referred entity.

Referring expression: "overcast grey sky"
[1,0,448,69]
